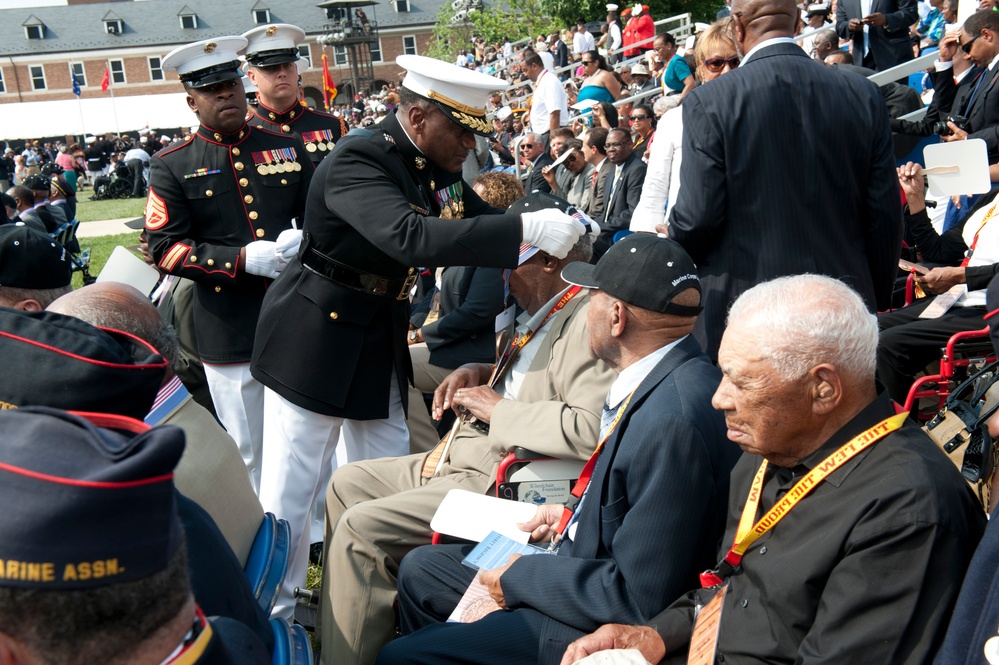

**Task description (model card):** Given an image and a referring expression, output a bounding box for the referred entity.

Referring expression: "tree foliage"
[426,0,722,62]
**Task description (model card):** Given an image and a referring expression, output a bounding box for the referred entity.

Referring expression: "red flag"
[321,54,337,112]
[100,67,110,92]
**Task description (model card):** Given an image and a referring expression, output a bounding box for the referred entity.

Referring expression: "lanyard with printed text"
[550,389,637,544]
[963,202,999,266]
[699,411,909,588]
[489,286,581,388]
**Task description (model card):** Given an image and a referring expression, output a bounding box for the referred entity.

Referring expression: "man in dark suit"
[597,127,646,259]
[836,0,917,71]
[250,55,587,620]
[550,31,570,70]
[940,10,999,161]
[377,235,738,665]
[524,133,555,194]
[582,127,612,221]
[667,0,902,359]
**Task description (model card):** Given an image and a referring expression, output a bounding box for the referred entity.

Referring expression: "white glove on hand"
[521,209,585,259]
[275,228,303,262]
[244,240,287,279]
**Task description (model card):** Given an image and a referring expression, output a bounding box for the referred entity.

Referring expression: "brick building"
[0,0,446,139]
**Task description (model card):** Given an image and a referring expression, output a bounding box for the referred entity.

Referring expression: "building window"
[253,9,270,23]
[180,14,197,29]
[70,62,87,87]
[25,25,44,40]
[0,69,6,94]
[148,56,164,81]
[110,59,126,85]
[394,0,410,11]
[298,44,312,67]
[104,19,124,34]
[333,45,347,66]
[403,35,418,55]
[370,39,383,63]
[30,65,45,90]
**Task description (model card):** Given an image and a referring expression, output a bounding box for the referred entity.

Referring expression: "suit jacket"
[414,265,506,369]
[668,43,902,358]
[961,66,999,159]
[527,151,554,194]
[501,336,739,664]
[597,152,647,257]
[552,40,570,69]
[892,65,982,137]
[836,0,917,71]
[251,112,521,418]
[447,292,616,477]
[555,163,593,210]
[584,158,614,221]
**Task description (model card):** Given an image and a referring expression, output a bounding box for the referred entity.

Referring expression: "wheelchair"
[49,219,96,285]
[90,163,138,201]
[902,326,998,421]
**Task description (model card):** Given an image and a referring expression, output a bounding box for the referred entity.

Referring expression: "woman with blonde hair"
[630,18,740,232]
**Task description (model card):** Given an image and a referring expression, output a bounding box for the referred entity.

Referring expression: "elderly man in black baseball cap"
[0,224,72,311]
[380,234,737,665]
[0,407,271,664]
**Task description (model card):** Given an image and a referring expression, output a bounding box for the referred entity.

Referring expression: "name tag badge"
[688,583,728,665]
[495,304,516,333]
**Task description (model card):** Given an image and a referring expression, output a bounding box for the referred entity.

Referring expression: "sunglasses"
[604,141,628,149]
[961,33,980,54]
[582,60,596,65]
[521,143,536,148]
[629,115,650,120]
[703,56,741,72]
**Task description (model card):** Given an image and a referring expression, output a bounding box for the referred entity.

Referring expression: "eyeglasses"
[581,60,595,65]
[703,56,741,73]
[521,143,536,148]
[604,142,627,149]
[628,115,650,121]
[961,33,980,54]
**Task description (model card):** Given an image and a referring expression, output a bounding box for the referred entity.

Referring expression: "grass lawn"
[74,196,146,223]
[72,231,141,289]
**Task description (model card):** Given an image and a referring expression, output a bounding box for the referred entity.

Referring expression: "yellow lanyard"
[700,411,908,587]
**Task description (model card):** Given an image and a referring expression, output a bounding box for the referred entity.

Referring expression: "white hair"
[726,274,878,382]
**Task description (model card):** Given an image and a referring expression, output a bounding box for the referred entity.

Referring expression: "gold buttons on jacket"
[244,195,254,204]
[206,190,213,197]
[281,124,291,133]
[225,262,232,269]
[207,259,215,266]
[281,179,287,185]
[329,312,339,320]
[239,178,249,187]
[256,228,265,238]
[249,211,259,220]
[215,286,221,293]
[190,255,197,262]
[269,112,277,120]
[232,148,241,157]
[214,133,222,141]
[235,162,244,171]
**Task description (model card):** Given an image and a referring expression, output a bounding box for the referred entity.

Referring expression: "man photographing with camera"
[939,10,999,159]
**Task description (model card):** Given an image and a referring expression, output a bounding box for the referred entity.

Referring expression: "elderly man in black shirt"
[561,274,986,665]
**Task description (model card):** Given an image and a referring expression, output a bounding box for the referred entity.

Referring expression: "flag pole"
[69,62,85,142]
[106,59,120,135]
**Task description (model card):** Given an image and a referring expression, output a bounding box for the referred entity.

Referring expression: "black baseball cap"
[561,233,702,316]
[0,407,183,589]
[0,224,72,289]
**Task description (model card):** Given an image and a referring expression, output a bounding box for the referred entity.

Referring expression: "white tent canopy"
[0,92,196,140]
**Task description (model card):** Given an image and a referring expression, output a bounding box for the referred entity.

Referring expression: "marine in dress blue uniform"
[145,36,314,493]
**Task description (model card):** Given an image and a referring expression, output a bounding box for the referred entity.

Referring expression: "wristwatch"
[409,330,420,343]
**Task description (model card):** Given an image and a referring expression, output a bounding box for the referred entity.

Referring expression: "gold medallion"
[326,141,335,151]
[455,200,465,218]
[257,164,268,175]
[317,142,327,152]
[306,143,317,153]
[440,204,454,220]
[267,163,278,175]
[293,161,302,172]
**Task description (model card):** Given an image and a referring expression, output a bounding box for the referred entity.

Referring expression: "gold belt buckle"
[397,270,418,300]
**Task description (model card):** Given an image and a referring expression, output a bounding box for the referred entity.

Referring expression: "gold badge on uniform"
[204,42,217,53]
[414,156,426,170]
[265,25,278,36]
[302,130,337,154]
[251,148,300,175]
[435,182,465,220]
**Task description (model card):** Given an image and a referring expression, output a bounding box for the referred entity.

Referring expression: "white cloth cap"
[84,136,96,144]
[162,36,247,81]
[496,105,513,121]
[631,63,649,75]
[607,3,619,10]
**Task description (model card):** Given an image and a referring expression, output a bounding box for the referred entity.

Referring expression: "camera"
[934,115,971,136]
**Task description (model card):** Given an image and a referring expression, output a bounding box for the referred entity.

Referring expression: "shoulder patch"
[145,187,169,230]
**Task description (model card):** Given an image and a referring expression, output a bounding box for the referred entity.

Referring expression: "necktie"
[963,68,989,117]
[599,402,616,440]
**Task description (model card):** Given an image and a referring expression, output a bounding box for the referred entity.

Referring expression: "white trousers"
[259,375,409,620]
[203,362,265,494]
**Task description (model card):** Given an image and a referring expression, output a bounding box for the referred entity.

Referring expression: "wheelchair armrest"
[512,446,551,460]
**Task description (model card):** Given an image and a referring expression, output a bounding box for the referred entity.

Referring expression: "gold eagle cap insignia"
[265,25,278,36]
[203,42,217,53]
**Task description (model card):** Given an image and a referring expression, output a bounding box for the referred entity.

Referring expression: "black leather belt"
[301,247,417,300]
